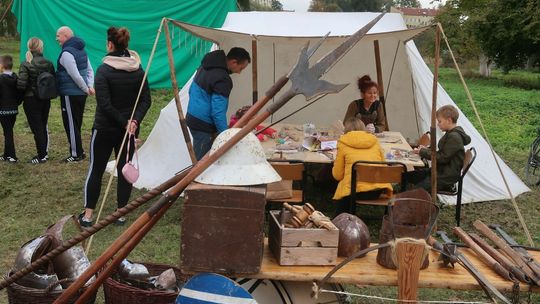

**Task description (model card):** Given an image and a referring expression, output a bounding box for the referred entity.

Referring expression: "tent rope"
[85,18,166,254]
[436,23,534,246]
[318,289,491,304]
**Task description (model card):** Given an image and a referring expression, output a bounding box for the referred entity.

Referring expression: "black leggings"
[61,95,86,157]
[23,97,50,159]
[0,114,17,158]
[84,129,135,210]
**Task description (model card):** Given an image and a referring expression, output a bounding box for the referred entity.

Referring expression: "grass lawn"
[1,37,539,303]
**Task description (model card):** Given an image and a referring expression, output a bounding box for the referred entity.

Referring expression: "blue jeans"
[190,129,214,160]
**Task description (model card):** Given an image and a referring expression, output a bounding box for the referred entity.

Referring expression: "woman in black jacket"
[80,27,151,226]
[17,37,55,164]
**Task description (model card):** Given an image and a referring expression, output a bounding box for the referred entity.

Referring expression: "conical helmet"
[332,213,370,257]
[195,128,281,186]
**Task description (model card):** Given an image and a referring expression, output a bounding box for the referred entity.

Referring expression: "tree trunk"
[479,53,491,77]
[526,55,538,70]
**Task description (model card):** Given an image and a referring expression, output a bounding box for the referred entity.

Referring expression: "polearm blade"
[288,13,385,101]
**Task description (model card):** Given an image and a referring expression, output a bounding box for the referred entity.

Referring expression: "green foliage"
[433,1,481,65]
[382,0,421,11]
[271,0,283,11]
[435,0,540,73]
[309,0,384,12]
[0,0,17,37]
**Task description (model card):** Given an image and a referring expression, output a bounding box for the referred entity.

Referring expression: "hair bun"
[358,75,371,84]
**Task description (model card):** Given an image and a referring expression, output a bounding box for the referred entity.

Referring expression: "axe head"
[286,13,385,101]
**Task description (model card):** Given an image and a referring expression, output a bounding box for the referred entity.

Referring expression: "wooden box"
[268,210,339,266]
[181,183,266,275]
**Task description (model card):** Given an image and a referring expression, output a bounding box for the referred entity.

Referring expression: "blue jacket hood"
[201,50,230,73]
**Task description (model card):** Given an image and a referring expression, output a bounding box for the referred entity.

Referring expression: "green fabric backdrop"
[12,0,236,88]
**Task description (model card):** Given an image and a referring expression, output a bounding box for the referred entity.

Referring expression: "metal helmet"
[13,235,61,290]
[195,128,281,186]
[45,215,94,288]
[332,213,370,257]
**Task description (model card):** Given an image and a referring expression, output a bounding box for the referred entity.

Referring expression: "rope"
[318,289,493,304]
[85,18,165,254]
[437,23,534,247]
[0,0,14,24]
[389,238,430,270]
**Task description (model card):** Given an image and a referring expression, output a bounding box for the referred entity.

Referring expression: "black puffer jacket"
[17,53,55,98]
[93,50,151,131]
[419,126,472,189]
[0,72,21,115]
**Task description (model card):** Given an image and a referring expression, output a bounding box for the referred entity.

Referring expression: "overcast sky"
[280,0,444,12]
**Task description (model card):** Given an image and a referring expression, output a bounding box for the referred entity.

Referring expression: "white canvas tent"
[129,12,530,205]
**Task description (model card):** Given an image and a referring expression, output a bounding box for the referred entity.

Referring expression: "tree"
[271,0,283,11]
[382,0,421,11]
[435,0,540,74]
[237,0,251,11]
[309,0,384,12]
[309,0,343,12]
[0,0,17,37]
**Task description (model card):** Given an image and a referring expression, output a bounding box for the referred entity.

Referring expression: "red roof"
[398,7,439,17]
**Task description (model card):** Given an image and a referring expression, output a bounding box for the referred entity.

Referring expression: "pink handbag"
[122,134,139,184]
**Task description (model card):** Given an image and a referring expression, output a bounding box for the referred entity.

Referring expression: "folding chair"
[267,160,306,205]
[437,147,477,226]
[349,160,407,214]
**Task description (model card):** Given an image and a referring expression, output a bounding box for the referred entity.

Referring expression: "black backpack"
[35,72,58,100]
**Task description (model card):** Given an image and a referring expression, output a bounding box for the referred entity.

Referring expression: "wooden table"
[246,240,540,292]
[261,124,424,169]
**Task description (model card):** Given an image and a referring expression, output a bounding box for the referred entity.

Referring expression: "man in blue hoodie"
[186,47,250,160]
[56,26,94,162]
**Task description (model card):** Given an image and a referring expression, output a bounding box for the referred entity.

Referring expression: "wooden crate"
[268,210,338,266]
[181,183,266,275]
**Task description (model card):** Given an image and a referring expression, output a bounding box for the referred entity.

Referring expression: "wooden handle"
[396,239,426,303]
[473,220,540,285]
[453,227,513,281]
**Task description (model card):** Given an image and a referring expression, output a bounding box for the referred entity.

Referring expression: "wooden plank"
[246,239,540,292]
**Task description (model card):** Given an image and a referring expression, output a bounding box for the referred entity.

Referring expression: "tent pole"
[164,19,197,164]
[252,39,258,103]
[374,40,389,131]
[430,25,440,203]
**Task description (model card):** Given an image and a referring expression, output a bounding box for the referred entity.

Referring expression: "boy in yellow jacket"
[332,117,392,216]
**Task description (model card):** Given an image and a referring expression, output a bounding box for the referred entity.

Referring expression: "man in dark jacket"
[186,47,250,160]
[409,105,472,192]
[56,26,94,162]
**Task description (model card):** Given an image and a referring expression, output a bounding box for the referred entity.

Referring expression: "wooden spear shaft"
[75,200,174,304]
[54,194,175,303]
[473,220,540,285]
[453,227,513,281]
[164,19,197,164]
[469,233,530,284]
